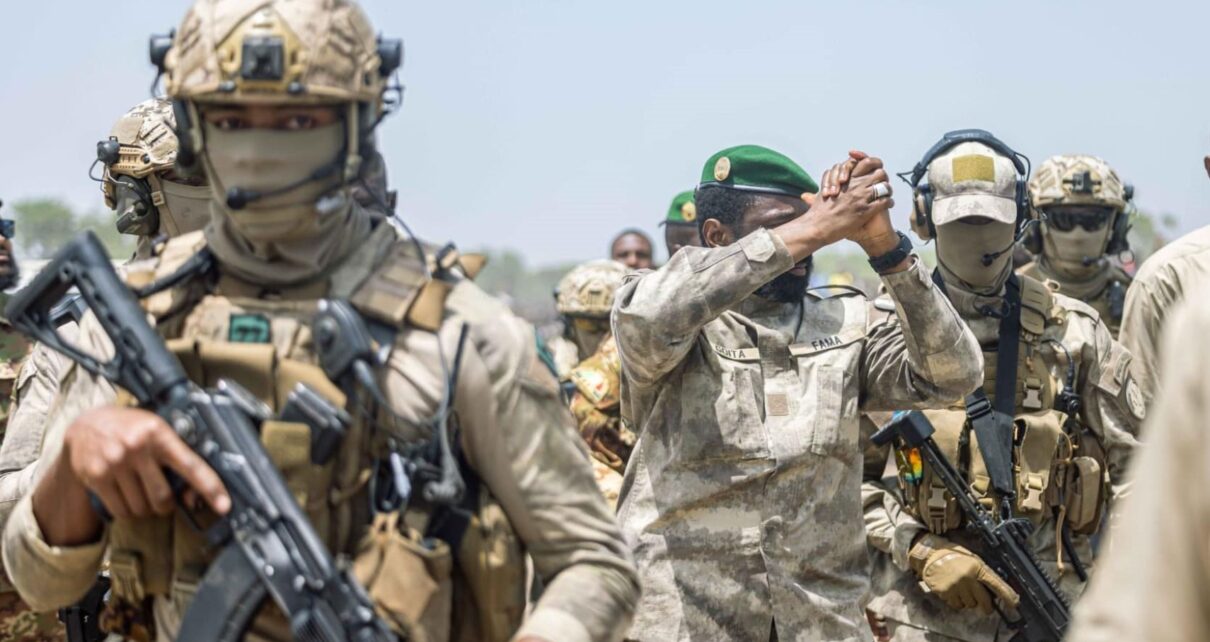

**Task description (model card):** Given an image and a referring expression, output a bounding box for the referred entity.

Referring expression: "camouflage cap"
[556,260,628,318]
[927,141,1019,225]
[1029,154,1127,212]
[165,0,388,105]
[661,190,696,226]
[698,145,819,196]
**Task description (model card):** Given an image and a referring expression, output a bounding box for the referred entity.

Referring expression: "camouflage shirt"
[1018,259,1131,337]
[611,228,983,641]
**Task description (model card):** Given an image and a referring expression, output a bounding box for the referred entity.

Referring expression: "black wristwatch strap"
[867,231,913,274]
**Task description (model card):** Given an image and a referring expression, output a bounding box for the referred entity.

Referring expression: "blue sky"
[1,0,1206,264]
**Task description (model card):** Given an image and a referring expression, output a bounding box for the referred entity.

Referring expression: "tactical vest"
[1019,260,1131,336]
[894,277,1110,567]
[103,226,524,642]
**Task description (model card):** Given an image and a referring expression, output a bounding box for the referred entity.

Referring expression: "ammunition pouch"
[353,511,454,642]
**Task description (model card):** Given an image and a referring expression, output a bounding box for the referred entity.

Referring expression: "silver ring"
[871,182,891,200]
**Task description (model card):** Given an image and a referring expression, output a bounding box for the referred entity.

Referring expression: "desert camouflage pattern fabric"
[0,326,61,641]
[101,98,178,185]
[1028,155,1128,212]
[1,225,639,642]
[0,591,62,642]
[557,259,627,318]
[611,228,983,641]
[568,334,633,473]
[862,276,1142,641]
[1018,259,1132,336]
[166,0,384,105]
[0,324,30,440]
[1068,295,1210,641]
[1119,225,1210,408]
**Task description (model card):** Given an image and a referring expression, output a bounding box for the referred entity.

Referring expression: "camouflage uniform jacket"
[567,334,631,507]
[1018,259,1132,337]
[861,279,1142,641]
[1,226,640,642]
[611,228,983,641]
[1068,296,1210,642]
[1119,225,1210,408]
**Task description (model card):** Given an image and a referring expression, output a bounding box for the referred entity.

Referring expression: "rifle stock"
[7,232,393,642]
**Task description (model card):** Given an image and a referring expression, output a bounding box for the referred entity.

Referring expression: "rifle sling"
[964,275,1022,499]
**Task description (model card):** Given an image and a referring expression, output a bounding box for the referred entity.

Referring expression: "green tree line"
[6,198,134,260]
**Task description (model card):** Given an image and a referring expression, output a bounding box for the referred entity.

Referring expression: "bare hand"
[775,156,893,260]
[61,406,229,520]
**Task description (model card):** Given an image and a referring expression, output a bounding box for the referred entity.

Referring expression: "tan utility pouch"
[908,410,966,534]
[1060,428,1109,535]
[1012,412,1065,521]
[353,511,453,642]
[452,493,527,642]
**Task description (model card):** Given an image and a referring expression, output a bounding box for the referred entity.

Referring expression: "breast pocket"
[793,350,860,459]
[678,359,770,463]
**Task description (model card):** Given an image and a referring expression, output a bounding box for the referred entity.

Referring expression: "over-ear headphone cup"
[1022,221,1043,254]
[170,100,203,178]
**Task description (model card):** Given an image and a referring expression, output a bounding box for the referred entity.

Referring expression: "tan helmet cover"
[1028,154,1127,216]
[101,98,179,210]
[556,260,628,318]
[165,0,384,106]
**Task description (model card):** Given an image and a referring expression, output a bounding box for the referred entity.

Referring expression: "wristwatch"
[867,231,913,274]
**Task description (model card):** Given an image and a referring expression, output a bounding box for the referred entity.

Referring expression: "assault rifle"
[872,411,1070,642]
[6,231,394,642]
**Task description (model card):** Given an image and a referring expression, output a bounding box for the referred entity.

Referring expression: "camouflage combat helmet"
[556,260,627,318]
[1028,154,1127,215]
[159,0,402,180]
[97,98,179,211]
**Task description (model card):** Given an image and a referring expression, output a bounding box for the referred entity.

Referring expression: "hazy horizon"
[2,0,1206,266]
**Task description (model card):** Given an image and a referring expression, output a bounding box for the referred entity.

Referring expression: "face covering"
[158,180,213,237]
[1041,226,1113,276]
[935,219,1016,295]
[202,121,346,243]
[201,121,374,287]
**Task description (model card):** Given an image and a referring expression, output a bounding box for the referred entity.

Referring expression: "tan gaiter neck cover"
[935,220,1017,298]
[1040,226,1113,280]
[201,123,373,287]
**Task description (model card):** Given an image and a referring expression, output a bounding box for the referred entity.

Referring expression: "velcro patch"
[229,313,271,344]
[952,154,995,183]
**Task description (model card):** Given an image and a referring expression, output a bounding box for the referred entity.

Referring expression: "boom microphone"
[226,159,343,210]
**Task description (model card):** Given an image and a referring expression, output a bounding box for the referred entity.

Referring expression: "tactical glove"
[909,533,1020,614]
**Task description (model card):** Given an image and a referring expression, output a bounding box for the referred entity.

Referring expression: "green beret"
[698,144,819,196]
[662,190,697,226]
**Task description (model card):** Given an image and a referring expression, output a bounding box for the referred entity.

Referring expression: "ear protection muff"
[1105,183,1134,256]
[899,129,1031,241]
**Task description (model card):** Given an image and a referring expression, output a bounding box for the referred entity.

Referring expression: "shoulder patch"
[1125,378,1146,421]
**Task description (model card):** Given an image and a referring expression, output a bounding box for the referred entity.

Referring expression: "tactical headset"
[1021,182,1134,257]
[148,31,404,211]
[90,137,162,237]
[899,129,1031,241]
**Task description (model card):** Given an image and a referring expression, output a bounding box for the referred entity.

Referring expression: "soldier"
[1067,297,1210,641]
[610,229,654,270]
[660,190,700,257]
[613,143,984,640]
[1,2,638,641]
[1018,155,1134,336]
[547,261,626,381]
[862,131,1142,641]
[0,97,218,641]
[96,98,214,260]
[552,260,632,507]
[1117,155,1210,408]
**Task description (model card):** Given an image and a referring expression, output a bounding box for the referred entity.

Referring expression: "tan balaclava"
[926,141,1022,297]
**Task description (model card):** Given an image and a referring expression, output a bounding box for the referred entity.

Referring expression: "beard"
[756,256,812,303]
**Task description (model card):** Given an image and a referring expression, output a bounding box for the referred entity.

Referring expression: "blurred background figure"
[609,228,654,270]
[1019,155,1134,336]
[660,190,700,258]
